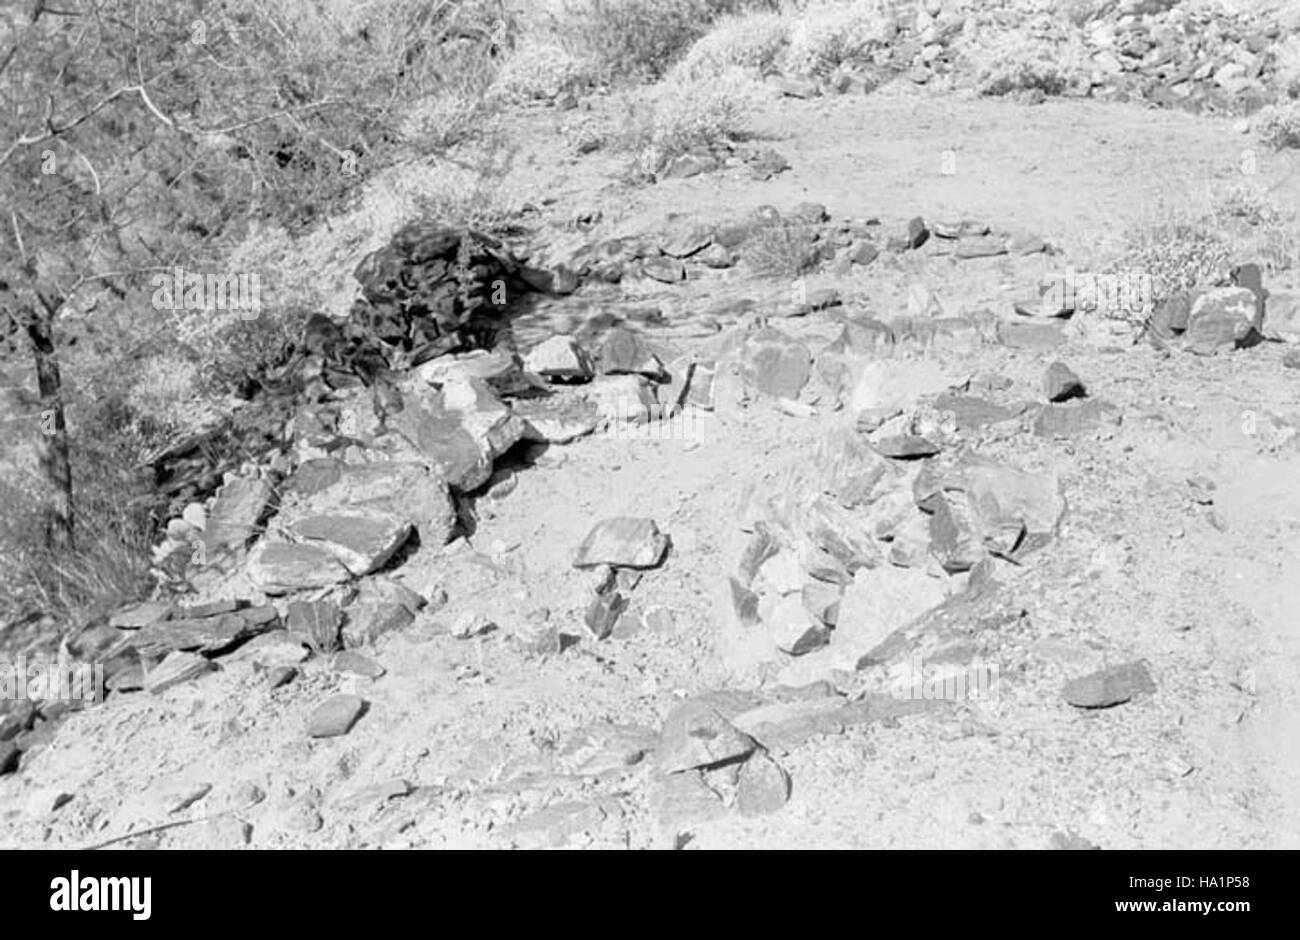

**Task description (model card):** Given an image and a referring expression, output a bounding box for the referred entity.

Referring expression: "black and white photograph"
[0,0,1294,883]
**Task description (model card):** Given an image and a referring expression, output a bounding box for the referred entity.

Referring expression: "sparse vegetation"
[1253,102,1300,151]
[742,221,821,279]
[617,69,760,177]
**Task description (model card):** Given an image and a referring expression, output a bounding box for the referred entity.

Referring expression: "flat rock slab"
[997,320,1066,351]
[650,771,727,830]
[331,651,386,679]
[1033,399,1120,438]
[525,335,594,381]
[299,461,457,548]
[730,697,848,754]
[599,326,664,378]
[573,517,668,569]
[289,513,412,576]
[872,434,941,459]
[248,541,352,595]
[859,563,1023,669]
[1063,662,1156,709]
[953,234,1008,259]
[109,602,174,630]
[494,801,608,849]
[558,722,658,777]
[145,652,217,695]
[741,328,812,399]
[202,477,274,557]
[932,394,1019,430]
[390,395,492,492]
[660,226,714,259]
[657,699,757,774]
[736,751,792,817]
[641,256,685,283]
[134,611,276,657]
[307,694,367,738]
[514,393,602,444]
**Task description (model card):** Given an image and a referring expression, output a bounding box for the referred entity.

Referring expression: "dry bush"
[669,10,790,81]
[491,39,594,101]
[780,0,892,77]
[1121,212,1233,301]
[1252,102,1300,151]
[617,69,761,175]
[742,221,821,279]
[966,34,1090,98]
[551,0,770,83]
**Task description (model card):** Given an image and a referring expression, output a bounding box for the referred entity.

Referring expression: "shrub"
[1253,102,1300,151]
[618,69,760,176]
[553,0,766,83]
[492,40,594,101]
[1122,215,1233,300]
[669,10,790,81]
[781,0,892,77]
[967,35,1089,98]
[742,220,821,279]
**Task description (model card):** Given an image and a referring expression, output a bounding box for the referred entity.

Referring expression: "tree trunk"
[23,302,75,552]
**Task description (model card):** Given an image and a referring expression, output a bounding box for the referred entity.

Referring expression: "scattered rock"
[307,694,367,738]
[109,602,173,630]
[574,518,669,570]
[954,234,1008,259]
[1042,361,1087,402]
[1183,287,1261,354]
[657,698,757,773]
[1062,662,1156,708]
[928,491,987,573]
[516,393,602,443]
[762,594,832,656]
[332,651,386,679]
[997,320,1066,350]
[731,696,846,753]
[642,256,686,283]
[1263,290,1300,343]
[849,240,879,265]
[1033,398,1120,438]
[904,216,929,249]
[248,541,351,595]
[268,665,297,689]
[599,327,665,379]
[740,328,812,399]
[450,612,496,639]
[145,651,217,695]
[525,335,595,381]
[585,589,629,640]
[736,751,792,816]
[495,801,608,849]
[202,476,274,560]
[660,226,714,259]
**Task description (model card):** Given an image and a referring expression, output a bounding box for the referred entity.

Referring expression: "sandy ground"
[3,80,1300,850]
